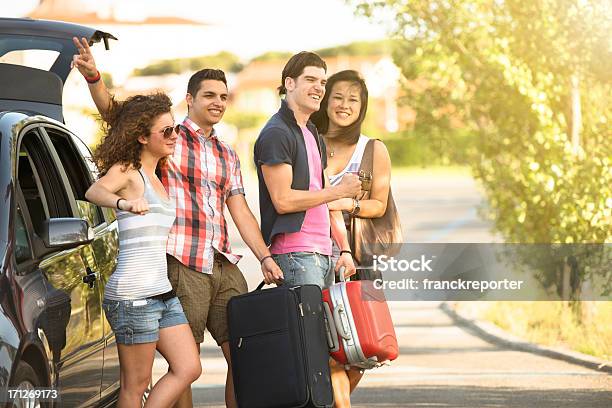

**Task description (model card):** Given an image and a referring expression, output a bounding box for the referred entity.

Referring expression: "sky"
[1,0,390,59]
[0,0,396,145]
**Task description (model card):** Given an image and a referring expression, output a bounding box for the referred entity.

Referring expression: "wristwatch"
[351,198,361,216]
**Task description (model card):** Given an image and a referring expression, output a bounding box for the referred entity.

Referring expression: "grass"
[456,301,612,361]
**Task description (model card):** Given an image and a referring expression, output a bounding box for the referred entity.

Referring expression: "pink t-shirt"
[270,126,332,255]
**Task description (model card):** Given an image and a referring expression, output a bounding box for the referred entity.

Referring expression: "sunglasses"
[159,124,181,139]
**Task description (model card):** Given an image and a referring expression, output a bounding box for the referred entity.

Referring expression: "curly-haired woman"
[82,91,201,406]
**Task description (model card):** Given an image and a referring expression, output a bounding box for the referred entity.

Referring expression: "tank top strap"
[137,168,149,187]
[139,167,174,208]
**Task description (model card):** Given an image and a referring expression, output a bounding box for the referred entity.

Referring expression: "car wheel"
[10,361,44,408]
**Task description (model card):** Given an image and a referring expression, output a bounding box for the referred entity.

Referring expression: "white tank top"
[104,169,176,300]
[328,135,369,186]
[328,135,369,262]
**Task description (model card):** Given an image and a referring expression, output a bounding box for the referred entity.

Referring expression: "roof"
[26,0,206,26]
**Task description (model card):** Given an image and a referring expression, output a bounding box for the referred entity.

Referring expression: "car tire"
[10,361,44,408]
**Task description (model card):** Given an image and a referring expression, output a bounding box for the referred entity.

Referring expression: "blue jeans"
[273,252,335,289]
[102,296,188,345]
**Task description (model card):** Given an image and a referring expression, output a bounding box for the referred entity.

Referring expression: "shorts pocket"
[320,255,331,280]
[102,300,120,316]
[166,296,184,312]
[102,300,121,328]
[288,253,309,275]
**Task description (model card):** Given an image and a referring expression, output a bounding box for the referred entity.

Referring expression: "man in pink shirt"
[254,52,360,287]
[254,51,362,408]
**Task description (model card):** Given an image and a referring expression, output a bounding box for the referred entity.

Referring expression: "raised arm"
[72,37,113,117]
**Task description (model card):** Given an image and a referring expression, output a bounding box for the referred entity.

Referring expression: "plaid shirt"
[161,117,244,274]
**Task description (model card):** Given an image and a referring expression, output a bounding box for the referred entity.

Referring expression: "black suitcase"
[228,283,334,408]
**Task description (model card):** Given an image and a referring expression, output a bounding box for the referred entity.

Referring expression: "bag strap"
[359,139,376,175]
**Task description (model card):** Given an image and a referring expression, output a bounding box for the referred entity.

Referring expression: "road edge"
[440,302,612,374]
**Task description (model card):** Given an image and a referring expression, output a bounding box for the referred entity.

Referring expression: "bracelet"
[85,70,101,84]
[116,198,125,210]
[339,250,352,257]
[260,255,273,264]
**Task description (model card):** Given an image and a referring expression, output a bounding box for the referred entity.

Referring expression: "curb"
[440,302,612,374]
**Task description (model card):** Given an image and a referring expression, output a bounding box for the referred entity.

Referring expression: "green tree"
[251,51,293,62]
[351,0,612,297]
[316,40,397,57]
[134,51,242,76]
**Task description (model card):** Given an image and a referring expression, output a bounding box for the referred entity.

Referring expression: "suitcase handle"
[333,304,352,340]
[338,266,346,282]
[322,302,340,352]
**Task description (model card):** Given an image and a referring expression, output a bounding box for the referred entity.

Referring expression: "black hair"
[187,68,227,96]
[278,51,327,96]
[311,70,368,145]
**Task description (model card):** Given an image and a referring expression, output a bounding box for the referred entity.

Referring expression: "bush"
[372,129,476,167]
[134,52,242,76]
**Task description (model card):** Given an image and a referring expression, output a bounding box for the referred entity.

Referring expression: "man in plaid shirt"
[163,69,283,408]
[73,40,282,408]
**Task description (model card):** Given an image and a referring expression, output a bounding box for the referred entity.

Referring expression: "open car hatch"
[0,18,117,122]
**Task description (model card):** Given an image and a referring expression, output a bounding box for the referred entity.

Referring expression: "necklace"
[325,132,342,157]
[326,139,337,157]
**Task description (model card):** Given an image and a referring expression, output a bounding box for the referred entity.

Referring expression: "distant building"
[27,0,203,25]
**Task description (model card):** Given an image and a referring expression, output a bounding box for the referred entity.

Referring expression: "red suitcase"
[322,270,398,369]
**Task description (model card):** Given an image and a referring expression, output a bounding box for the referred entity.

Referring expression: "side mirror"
[41,218,94,249]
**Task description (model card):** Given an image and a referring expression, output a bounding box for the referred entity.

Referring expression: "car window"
[44,127,104,227]
[69,132,100,179]
[0,49,59,71]
[14,207,32,263]
[17,130,71,234]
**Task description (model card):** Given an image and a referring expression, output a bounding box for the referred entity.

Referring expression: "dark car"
[0,18,122,407]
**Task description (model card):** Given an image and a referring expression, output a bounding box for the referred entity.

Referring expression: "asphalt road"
[152,170,612,407]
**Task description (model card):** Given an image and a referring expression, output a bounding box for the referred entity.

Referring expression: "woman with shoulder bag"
[312,70,402,280]
[312,70,402,407]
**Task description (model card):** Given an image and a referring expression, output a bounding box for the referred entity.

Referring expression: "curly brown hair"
[93,92,172,176]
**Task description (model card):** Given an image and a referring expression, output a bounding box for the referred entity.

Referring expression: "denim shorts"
[102,296,188,345]
[272,252,335,289]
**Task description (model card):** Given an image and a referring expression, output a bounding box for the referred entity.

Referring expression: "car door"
[42,125,121,397]
[16,125,104,406]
